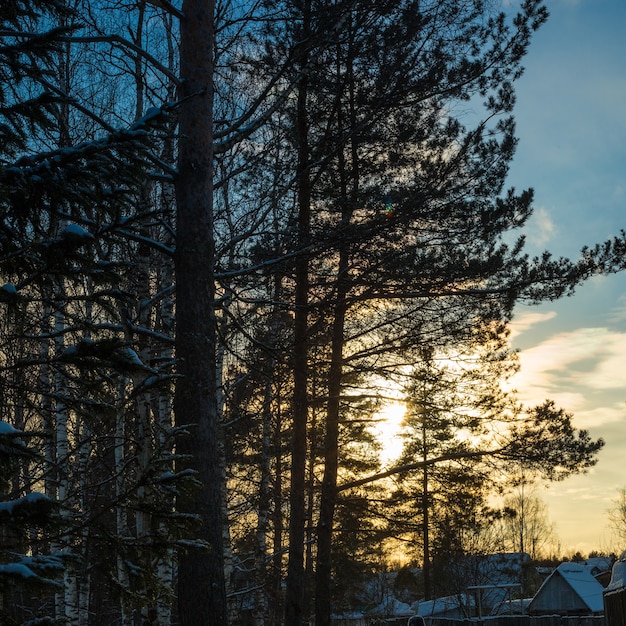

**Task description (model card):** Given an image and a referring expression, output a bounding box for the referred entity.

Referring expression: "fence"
[426,617,605,626]
[334,615,606,626]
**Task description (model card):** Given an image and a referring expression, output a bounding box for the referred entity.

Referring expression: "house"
[603,551,626,626]
[369,597,413,620]
[443,552,531,616]
[410,594,475,620]
[583,556,613,578]
[528,562,604,616]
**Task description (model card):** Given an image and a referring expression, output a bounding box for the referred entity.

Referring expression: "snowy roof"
[559,563,605,611]
[493,598,532,615]
[453,552,529,587]
[530,562,604,614]
[411,595,474,617]
[606,552,626,591]
[370,597,412,617]
[582,557,613,576]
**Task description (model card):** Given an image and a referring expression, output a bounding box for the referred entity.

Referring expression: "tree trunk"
[156,52,177,626]
[115,380,132,626]
[284,12,311,621]
[315,138,351,626]
[315,37,356,623]
[422,413,431,600]
[52,276,79,624]
[254,369,273,626]
[271,395,284,626]
[314,265,348,626]
[175,0,227,623]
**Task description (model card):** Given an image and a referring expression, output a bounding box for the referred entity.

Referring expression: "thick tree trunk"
[175,0,227,624]
[314,267,348,626]
[284,6,311,620]
[314,141,352,626]
[315,40,357,623]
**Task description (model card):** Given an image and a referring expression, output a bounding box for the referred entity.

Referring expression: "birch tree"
[1,2,185,624]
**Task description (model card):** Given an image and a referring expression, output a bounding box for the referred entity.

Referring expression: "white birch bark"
[156,201,175,626]
[39,300,55,503]
[216,169,234,617]
[115,379,132,626]
[216,318,233,596]
[77,439,90,626]
[53,277,79,624]
[253,375,273,626]
[77,281,94,626]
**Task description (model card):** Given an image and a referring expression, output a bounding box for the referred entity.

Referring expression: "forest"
[1,0,626,625]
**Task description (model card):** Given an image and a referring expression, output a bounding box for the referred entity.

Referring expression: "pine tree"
[174,0,230,622]
[205,1,626,623]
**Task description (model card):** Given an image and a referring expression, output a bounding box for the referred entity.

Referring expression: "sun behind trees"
[1,0,626,625]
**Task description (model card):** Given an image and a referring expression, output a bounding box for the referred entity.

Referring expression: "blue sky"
[504,0,626,553]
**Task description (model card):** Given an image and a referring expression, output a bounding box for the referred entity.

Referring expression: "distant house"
[528,562,604,616]
[369,597,413,620]
[410,595,473,620]
[583,556,613,579]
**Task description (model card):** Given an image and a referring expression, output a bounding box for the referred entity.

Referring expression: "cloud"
[511,327,626,422]
[556,0,583,6]
[607,293,626,324]
[509,309,557,340]
[612,182,625,200]
[574,403,626,429]
[522,206,556,248]
[517,327,616,377]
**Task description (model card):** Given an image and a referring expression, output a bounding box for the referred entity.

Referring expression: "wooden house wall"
[604,587,626,626]
[530,575,588,615]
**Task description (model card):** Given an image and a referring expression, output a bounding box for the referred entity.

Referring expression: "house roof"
[412,595,473,617]
[370,597,412,617]
[582,557,613,577]
[606,553,626,591]
[529,562,604,614]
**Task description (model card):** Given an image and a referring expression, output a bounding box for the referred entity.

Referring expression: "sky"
[502,0,626,555]
[376,0,625,558]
